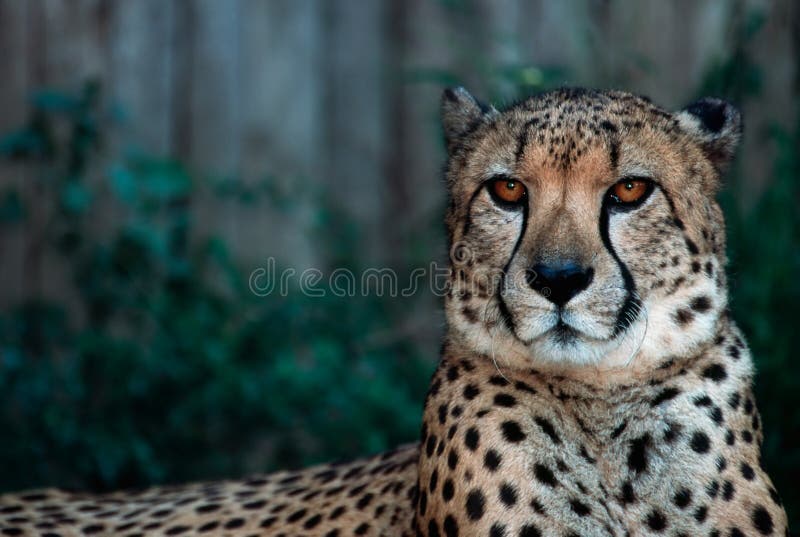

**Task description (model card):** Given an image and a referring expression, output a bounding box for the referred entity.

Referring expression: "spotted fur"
[0,87,788,536]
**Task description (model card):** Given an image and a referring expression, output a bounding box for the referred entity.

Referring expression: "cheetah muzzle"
[0,87,789,537]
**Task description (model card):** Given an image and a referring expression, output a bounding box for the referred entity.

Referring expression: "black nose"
[526,262,594,307]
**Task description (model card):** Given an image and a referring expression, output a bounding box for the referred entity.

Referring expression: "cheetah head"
[442,87,741,370]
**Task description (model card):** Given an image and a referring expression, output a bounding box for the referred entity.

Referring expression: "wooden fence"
[0,0,796,308]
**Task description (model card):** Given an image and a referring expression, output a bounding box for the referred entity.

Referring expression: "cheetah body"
[0,87,789,536]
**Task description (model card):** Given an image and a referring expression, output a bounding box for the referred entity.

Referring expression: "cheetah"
[0,87,789,537]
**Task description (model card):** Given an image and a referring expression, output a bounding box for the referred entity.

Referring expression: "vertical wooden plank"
[321,0,389,263]
[234,0,322,269]
[186,0,241,173]
[180,0,242,260]
[0,1,31,307]
[108,0,174,155]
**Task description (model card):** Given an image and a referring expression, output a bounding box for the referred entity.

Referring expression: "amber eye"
[488,177,527,207]
[608,178,653,206]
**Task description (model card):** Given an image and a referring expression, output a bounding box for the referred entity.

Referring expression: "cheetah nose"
[526,262,594,307]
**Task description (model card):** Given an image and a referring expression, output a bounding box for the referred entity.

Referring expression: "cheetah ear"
[676,97,743,173]
[441,87,496,154]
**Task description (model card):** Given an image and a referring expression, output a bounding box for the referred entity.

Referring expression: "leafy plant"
[0,83,432,492]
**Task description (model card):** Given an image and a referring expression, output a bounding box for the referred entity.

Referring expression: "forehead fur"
[452,88,685,175]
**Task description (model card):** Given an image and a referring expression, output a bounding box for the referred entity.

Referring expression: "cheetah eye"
[487,176,527,209]
[606,177,654,208]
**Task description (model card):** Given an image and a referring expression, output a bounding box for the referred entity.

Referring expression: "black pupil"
[625,182,634,190]
[506,181,515,190]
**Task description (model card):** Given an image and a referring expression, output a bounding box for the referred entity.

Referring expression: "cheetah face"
[442,88,741,369]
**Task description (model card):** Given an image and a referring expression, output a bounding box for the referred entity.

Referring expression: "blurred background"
[0,0,797,526]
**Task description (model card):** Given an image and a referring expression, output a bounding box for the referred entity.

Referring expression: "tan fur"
[0,88,788,537]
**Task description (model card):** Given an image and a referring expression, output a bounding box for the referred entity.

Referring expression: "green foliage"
[722,123,800,525]
[0,84,431,492]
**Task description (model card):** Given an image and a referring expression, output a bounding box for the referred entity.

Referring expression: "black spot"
[518,524,542,537]
[716,455,728,472]
[494,393,517,407]
[579,445,596,464]
[533,463,558,487]
[426,435,437,457]
[489,375,510,387]
[501,421,526,442]
[287,508,307,522]
[438,404,448,424]
[303,514,322,529]
[428,520,440,537]
[627,434,650,473]
[686,238,700,255]
[664,422,681,443]
[534,417,562,444]
[611,420,628,439]
[429,470,439,493]
[484,449,501,471]
[620,481,636,504]
[702,363,727,382]
[463,384,480,400]
[569,498,591,516]
[199,521,220,532]
[722,480,735,501]
[447,449,459,470]
[694,395,712,407]
[356,492,374,510]
[499,483,518,507]
[693,505,708,522]
[753,505,773,535]
[490,523,506,537]
[740,462,755,480]
[442,479,454,501]
[706,480,719,498]
[690,296,712,312]
[651,387,680,406]
[675,308,694,325]
[673,488,692,508]
[225,518,246,530]
[646,510,668,532]
[465,489,486,520]
[690,431,711,453]
[530,498,546,515]
[447,365,459,381]
[600,120,618,133]
[464,428,480,451]
[514,381,537,394]
[444,515,459,537]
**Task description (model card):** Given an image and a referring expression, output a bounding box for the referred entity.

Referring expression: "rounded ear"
[675,97,743,173]
[441,87,496,154]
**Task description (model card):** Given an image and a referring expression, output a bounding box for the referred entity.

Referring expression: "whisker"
[481,298,511,382]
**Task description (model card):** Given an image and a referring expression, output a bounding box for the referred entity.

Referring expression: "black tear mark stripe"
[497,200,530,340]
[599,198,641,335]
